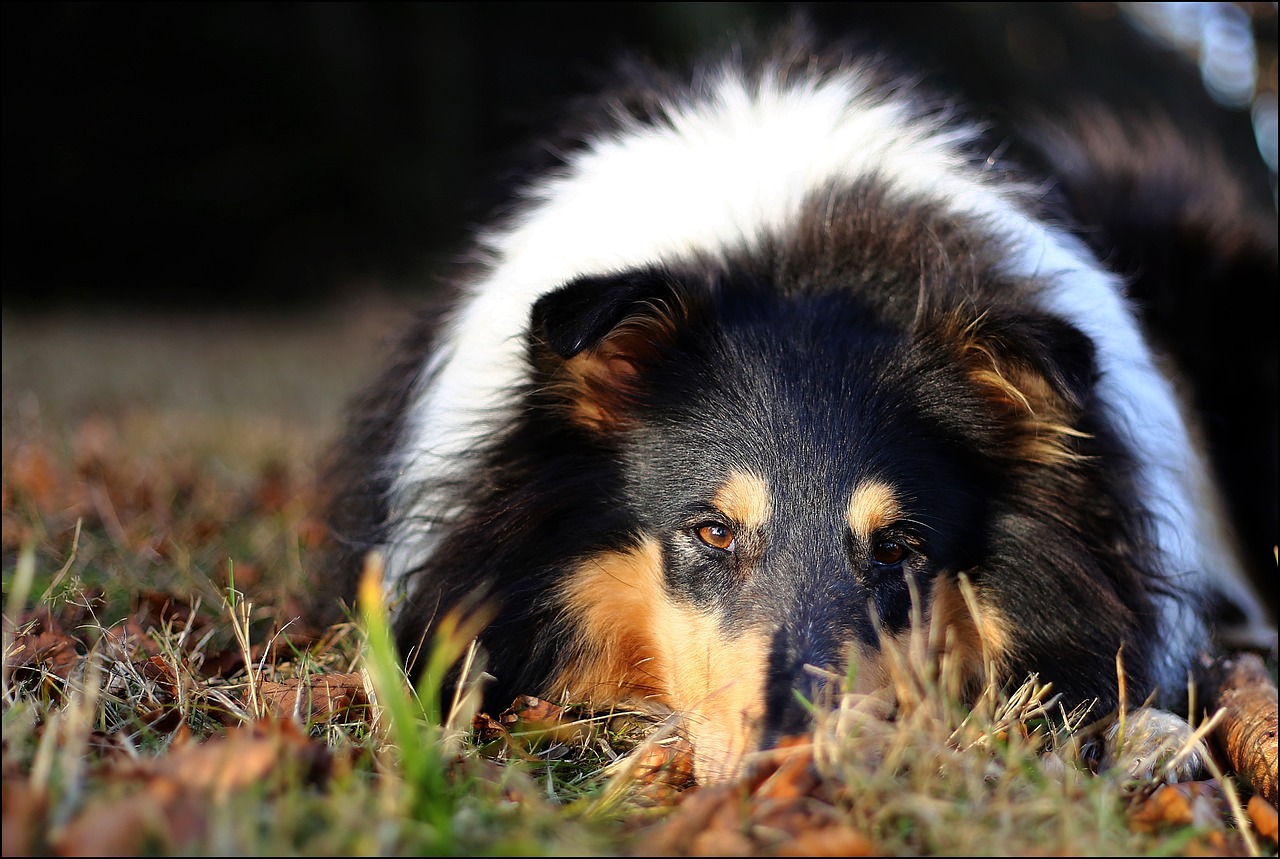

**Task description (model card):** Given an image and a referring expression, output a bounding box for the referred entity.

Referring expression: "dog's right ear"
[530,268,690,432]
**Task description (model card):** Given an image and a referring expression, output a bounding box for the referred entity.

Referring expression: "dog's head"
[528,257,1096,780]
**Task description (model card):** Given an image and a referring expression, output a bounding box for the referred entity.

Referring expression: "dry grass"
[2,299,1275,856]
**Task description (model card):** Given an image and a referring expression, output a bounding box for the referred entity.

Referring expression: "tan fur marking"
[551,539,667,701]
[712,471,771,533]
[551,298,686,432]
[928,576,1011,687]
[847,642,891,694]
[945,314,1090,467]
[550,538,771,781]
[649,599,771,781]
[846,480,900,542]
[845,577,1011,708]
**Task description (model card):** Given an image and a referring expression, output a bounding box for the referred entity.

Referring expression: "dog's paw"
[1101,707,1207,783]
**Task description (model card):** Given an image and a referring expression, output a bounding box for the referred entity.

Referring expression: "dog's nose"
[760,626,842,749]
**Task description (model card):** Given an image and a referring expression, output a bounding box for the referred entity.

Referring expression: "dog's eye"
[871,539,907,566]
[696,523,736,552]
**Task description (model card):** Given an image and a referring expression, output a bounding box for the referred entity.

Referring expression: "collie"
[320,25,1274,781]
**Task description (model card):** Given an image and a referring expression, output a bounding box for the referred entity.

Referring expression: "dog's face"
[531,264,1094,779]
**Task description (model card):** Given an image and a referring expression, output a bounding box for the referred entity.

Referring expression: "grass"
[2,298,1275,856]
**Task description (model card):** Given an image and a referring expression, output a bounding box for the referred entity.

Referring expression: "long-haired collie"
[320,24,1275,782]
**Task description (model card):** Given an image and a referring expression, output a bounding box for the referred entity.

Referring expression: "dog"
[320,23,1275,782]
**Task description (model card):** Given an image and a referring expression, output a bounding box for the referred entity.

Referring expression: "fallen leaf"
[1,781,48,855]
[86,730,140,767]
[100,617,162,660]
[137,718,334,798]
[498,695,590,748]
[643,782,750,856]
[198,626,321,681]
[8,628,83,692]
[53,787,178,857]
[259,673,369,723]
[776,826,876,857]
[632,737,697,796]
[6,442,59,516]
[1128,780,1225,834]
[1249,795,1278,842]
[139,654,190,700]
[472,711,509,746]
[749,741,819,802]
[130,590,211,638]
[687,827,756,857]
[296,515,330,549]
[503,694,565,725]
[252,461,293,513]
[641,737,871,856]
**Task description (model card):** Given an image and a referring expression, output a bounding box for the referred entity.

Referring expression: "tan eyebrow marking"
[846,479,900,542]
[712,470,771,532]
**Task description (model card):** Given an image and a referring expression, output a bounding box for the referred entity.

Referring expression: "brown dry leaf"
[85,730,141,767]
[54,722,226,858]
[139,654,190,699]
[472,711,509,746]
[55,587,107,631]
[498,695,592,748]
[15,604,61,636]
[198,646,251,680]
[130,590,211,638]
[1128,780,1225,834]
[1,509,35,553]
[8,628,83,692]
[641,739,866,857]
[687,828,757,857]
[252,461,293,514]
[183,516,223,547]
[100,617,162,660]
[1,781,49,856]
[1197,651,1279,806]
[73,415,116,476]
[53,788,182,857]
[1249,795,1279,842]
[6,441,60,516]
[775,826,877,857]
[632,737,697,797]
[198,626,321,681]
[643,782,752,856]
[503,694,565,725]
[748,740,819,802]
[137,718,334,797]
[215,560,263,591]
[296,515,330,549]
[259,672,369,723]
[137,704,188,735]
[1182,829,1248,858]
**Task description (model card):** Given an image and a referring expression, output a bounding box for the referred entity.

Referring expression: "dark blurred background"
[3,1,1276,309]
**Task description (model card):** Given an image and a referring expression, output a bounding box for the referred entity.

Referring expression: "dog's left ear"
[944,308,1098,465]
[530,268,690,432]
